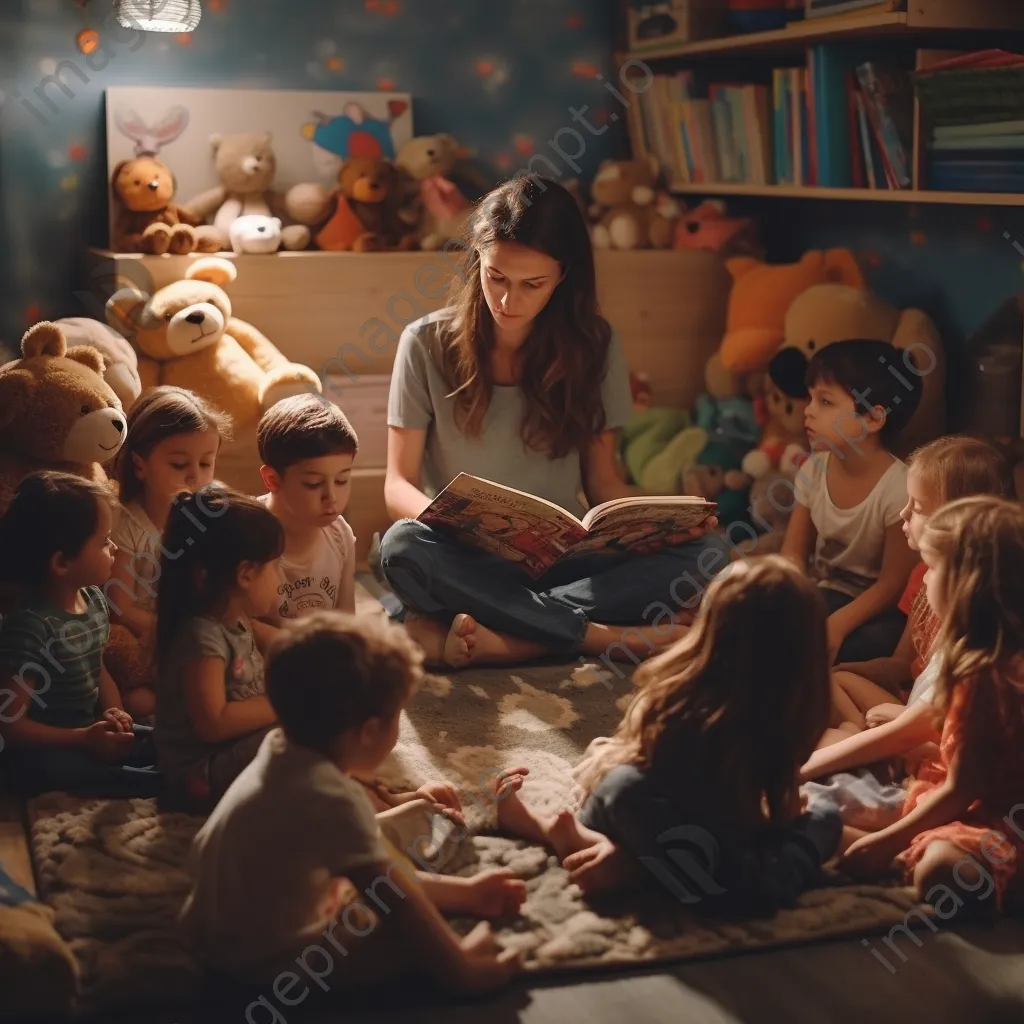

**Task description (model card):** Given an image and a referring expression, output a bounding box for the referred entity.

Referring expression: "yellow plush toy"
[105,258,322,431]
[769,283,946,458]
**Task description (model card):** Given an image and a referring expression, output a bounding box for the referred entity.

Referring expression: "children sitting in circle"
[1,329,1023,1000]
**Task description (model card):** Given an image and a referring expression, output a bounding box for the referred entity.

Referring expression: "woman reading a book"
[379,175,730,668]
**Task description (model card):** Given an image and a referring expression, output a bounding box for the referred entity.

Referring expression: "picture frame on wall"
[104,85,414,251]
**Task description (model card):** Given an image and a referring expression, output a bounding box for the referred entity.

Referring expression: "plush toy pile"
[619,248,947,547]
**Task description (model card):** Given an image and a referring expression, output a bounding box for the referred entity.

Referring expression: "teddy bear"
[53,317,142,409]
[741,373,809,480]
[314,156,419,252]
[767,283,946,459]
[673,199,761,259]
[588,156,681,250]
[718,249,865,377]
[0,321,126,516]
[104,257,322,431]
[111,155,223,255]
[229,214,284,254]
[394,133,474,250]
[184,132,319,252]
[682,439,751,527]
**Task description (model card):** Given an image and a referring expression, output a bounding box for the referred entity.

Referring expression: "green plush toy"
[640,426,709,495]
[620,407,690,486]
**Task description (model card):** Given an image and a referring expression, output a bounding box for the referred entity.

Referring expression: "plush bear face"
[0,323,126,466]
[591,156,659,207]
[106,258,236,362]
[214,131,278,195]
[112,156,175,213]
[396,134,459,181]
[229,214,283,253]
[338,157,393,204]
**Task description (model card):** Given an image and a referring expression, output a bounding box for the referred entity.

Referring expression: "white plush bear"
[229,214,283,255]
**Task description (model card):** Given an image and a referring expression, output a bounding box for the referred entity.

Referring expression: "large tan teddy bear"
[185,132,317,252]
[588,155,681,251]
[0,322,126,516]
[105,258,322,431]
[768,283,946,459]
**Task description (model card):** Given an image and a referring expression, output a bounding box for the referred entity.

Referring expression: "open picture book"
[417,473,717,579]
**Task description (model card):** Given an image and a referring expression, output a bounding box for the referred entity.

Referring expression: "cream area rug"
[28,650,927,1014]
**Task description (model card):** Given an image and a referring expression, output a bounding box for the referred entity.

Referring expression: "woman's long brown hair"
[920,497,1024,775]
[440,175,611,459]
[575,556,832,829]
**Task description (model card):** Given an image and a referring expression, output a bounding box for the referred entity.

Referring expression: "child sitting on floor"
[108,386,232,718]
[257,393,357,623]
[841,496,1024,917]
[0,472,160,798]
[782,339,921,665]
[181,611,524,995]
[154,488,284,811]
[825,434,1015,744]
[494,556,851,916]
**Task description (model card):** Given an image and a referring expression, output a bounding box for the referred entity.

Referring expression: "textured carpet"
[28,656,927,1014]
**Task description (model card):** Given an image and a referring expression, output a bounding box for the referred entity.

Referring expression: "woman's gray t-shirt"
[387,311,634,519]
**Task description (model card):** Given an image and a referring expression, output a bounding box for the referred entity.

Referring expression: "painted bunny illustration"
[114,104,190,157]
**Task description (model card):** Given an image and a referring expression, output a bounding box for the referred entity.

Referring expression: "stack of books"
[915,50,1024,193]
[634,48,914,190]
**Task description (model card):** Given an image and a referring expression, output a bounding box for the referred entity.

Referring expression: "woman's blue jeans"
[378,518,733,655]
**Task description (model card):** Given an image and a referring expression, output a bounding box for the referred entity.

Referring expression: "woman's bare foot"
[563,840,638,894]
[580,621,688,661]
[403,613,490,669]
[445,614,549,668]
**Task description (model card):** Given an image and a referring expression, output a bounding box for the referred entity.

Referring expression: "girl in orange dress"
[841,496,1024,913]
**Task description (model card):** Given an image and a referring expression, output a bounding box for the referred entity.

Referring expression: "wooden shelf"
[668,182,1024,206]
[620,11,909,61]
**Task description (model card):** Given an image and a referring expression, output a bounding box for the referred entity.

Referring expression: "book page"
[417,474,588,579]
[576,500,716,558]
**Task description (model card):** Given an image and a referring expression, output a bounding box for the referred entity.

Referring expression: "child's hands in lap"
[462,868,527,918]
[102,708,133,733]
[84,720,136,761]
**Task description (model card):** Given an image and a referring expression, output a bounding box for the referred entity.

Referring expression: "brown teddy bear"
[0,321,126,516]
[184,132,318,252]
[111,155,222,255]
[104,257,321,431]
[395,133,473,250]
[588,156,681,250]
[315,156,418,252]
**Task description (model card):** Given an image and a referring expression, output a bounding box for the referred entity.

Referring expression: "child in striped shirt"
[0,472,161,798]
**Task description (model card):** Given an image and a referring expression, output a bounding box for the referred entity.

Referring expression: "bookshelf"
[620,1,1024,206]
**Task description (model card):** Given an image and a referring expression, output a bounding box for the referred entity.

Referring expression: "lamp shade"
[114,0,202,32]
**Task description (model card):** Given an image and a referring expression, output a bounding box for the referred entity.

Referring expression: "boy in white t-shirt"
[180,612,524,995]
[258,394,358,624]
[781,339,921,665]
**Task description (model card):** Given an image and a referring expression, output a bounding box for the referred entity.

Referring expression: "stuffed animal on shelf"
[673,199,761,259]
[0,321,126,516]
[588,155,681,250]
[229,214,284,254]
[718,249,865,376]
[768,282,946,459]
[184,132,319,252]
[111,155,222,255]
[395,133,474,250]
[313,156,418,252]
[53,317,142,409]
[105,258,321,431]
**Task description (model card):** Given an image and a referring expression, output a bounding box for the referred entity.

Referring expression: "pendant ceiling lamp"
[114,0,202,33]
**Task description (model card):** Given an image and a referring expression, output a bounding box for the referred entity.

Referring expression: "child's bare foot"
[546,809,607,861]
[563,840,637,894]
